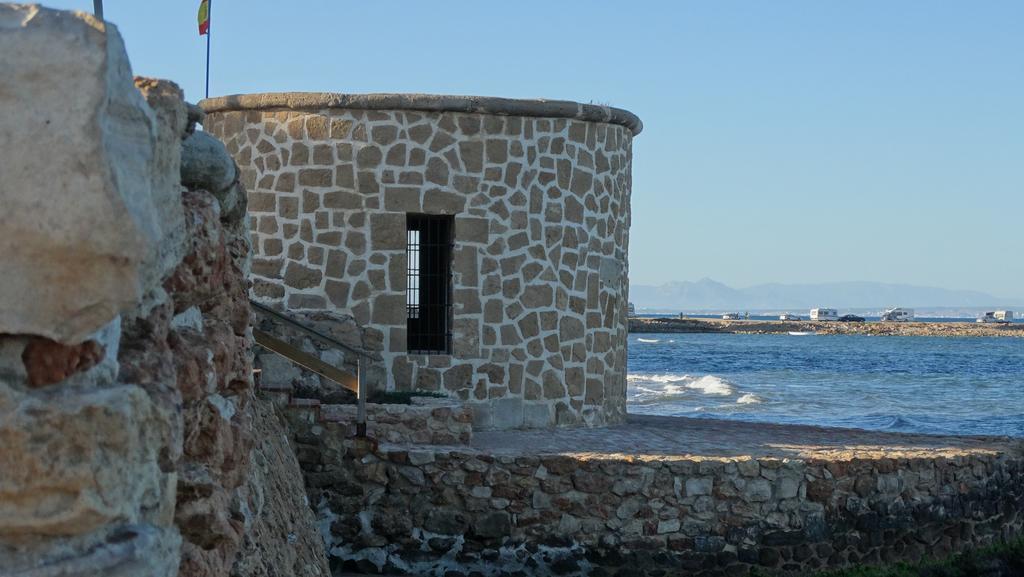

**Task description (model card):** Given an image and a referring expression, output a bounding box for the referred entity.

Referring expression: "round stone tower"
[201,93,641,429]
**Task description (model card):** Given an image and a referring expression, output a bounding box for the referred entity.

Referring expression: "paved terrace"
[466,414,1024,461]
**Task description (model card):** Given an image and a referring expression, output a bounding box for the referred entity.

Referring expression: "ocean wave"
[628,374,736,403]
[688,375,735,396]
[736,393,763,404]
[636,338,660,343]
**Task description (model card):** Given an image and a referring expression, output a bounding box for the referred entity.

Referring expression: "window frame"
[405,213,454,355]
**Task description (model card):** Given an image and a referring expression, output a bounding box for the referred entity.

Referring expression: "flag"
[197,0,210,36]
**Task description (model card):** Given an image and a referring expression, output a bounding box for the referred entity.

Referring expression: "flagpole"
[205,0,211,98]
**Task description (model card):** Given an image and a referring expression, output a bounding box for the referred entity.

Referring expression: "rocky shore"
[630,316,1024,337]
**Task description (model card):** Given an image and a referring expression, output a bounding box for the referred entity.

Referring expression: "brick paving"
[468,414,1023,461]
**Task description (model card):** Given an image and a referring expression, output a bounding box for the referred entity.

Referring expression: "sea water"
[628,333,1024,437]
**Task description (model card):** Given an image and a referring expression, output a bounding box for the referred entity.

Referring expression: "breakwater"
[630,317,1024,337]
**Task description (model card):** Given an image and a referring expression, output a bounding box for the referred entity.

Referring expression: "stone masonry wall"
[291,430,1024,576]
[202,95,637,429]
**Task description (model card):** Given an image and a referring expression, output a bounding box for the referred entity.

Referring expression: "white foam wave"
[627,374,736,403]
[737,393,763,404]
[687,375,735,396]
[636,338,660,343]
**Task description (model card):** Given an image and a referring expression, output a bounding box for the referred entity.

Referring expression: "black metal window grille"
[406,214,453,354]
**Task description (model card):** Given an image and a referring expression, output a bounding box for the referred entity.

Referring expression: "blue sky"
[49,1,1024,299]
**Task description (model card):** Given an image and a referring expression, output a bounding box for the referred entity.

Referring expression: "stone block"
[455,217,489,243]
[298,168,332,187]
[743,478,773,502]
[443,364,473,392]
[522,284,554,308]
[0,6,166,342]
[422,188,466,214]
[370,294,406,326]
[408,450,435,466]
[559,316,584,342]
[369,213,405,250]
[283,262,323,290]
[470,402,492,430]
[685,477,713,497]
[523,403,552,428]
[355,144,382,167]
[458,141,484,173]
[452,247,479,286]
[425,156,449,186]
[470,512,511,539]
[424,509,469,535]
[383,186,421,212]
[452,318,481,358]
[489,397,524,430]
[657,519,681,534]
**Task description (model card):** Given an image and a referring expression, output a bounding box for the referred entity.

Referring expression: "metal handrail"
[250,299,371,437]
[252,329,359,392]
[250,300,379,360]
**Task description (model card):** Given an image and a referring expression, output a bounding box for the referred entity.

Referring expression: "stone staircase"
[250,300,474,445]
[254,375,473,445]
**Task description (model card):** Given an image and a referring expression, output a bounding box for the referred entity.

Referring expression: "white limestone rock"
[0,384,173,537]
[0,5,166,343]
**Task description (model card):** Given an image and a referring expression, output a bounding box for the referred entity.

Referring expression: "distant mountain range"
[630,278,1022,312]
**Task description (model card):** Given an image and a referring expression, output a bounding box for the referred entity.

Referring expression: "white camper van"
[881,308,914,322]
[980,310,1014,323]
[809,308,838,321]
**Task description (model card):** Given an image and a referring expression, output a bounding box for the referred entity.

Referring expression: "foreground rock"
[0,6,326,577]
[0,5,174,344]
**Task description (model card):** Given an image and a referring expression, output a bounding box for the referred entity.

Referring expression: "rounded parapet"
[199,92,642,135]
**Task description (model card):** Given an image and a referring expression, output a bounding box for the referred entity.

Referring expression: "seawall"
[280,400,1024,576]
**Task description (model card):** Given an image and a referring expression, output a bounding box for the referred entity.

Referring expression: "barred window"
[406,214,453,354]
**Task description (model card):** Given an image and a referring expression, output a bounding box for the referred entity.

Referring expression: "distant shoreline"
[629,316,1024,337]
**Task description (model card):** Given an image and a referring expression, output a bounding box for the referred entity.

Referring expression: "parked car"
[838,314,865,322]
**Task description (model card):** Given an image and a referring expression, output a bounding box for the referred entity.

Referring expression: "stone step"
[319,403,355,423]
[283,397,321,424]
[258,381,293,393]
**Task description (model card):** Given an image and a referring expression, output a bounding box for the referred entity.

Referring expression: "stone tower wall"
[203,94,639,429]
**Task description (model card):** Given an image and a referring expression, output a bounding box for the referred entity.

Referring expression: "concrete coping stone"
[198,92,643,135]
[410,396,461,407]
